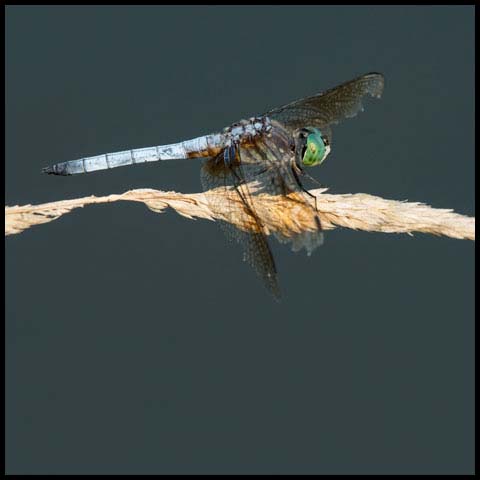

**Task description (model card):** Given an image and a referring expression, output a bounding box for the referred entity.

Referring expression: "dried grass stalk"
[5,187,475,240]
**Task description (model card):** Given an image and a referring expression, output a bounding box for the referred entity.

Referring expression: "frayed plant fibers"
[5,187,474,241]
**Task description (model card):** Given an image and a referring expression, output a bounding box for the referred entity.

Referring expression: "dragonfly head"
[295,127,330,168]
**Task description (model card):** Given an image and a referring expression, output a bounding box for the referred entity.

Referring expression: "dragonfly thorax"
[224,116,273,146]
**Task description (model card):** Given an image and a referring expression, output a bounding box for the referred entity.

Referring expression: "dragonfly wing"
[201,151,281,299]
[266,72,384,137]
[201,123,326,298]
[231,127,324,256]
[250,129,324,255]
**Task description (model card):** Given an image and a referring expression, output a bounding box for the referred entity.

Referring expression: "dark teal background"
[5,5,474,475]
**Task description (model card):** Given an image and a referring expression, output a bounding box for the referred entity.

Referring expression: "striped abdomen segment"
[42,133,225,176]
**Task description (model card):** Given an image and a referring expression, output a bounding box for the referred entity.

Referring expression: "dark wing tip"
[362,72,385,99]
[267,278,282,302]
[364,71,384,77]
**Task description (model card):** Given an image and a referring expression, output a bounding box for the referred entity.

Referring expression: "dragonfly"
[43,72,384,299]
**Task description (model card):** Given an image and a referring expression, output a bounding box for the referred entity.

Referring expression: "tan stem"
[5,187,475,241]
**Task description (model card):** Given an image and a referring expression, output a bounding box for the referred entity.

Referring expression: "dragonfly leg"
[302,171,326,190]
[290,165,323,230]
[223,142,237,167]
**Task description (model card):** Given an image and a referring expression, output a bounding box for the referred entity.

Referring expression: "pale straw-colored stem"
[5,187,475,240]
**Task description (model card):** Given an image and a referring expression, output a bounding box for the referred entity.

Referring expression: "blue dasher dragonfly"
[43,72,384,299]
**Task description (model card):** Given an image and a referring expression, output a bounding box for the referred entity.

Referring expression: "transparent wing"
[201,123,324,298]
[250,126,324,254]
[201,151,281,300]
[266,72,384,136]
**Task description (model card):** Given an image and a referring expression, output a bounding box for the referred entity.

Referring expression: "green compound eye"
[302,129,327,167]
